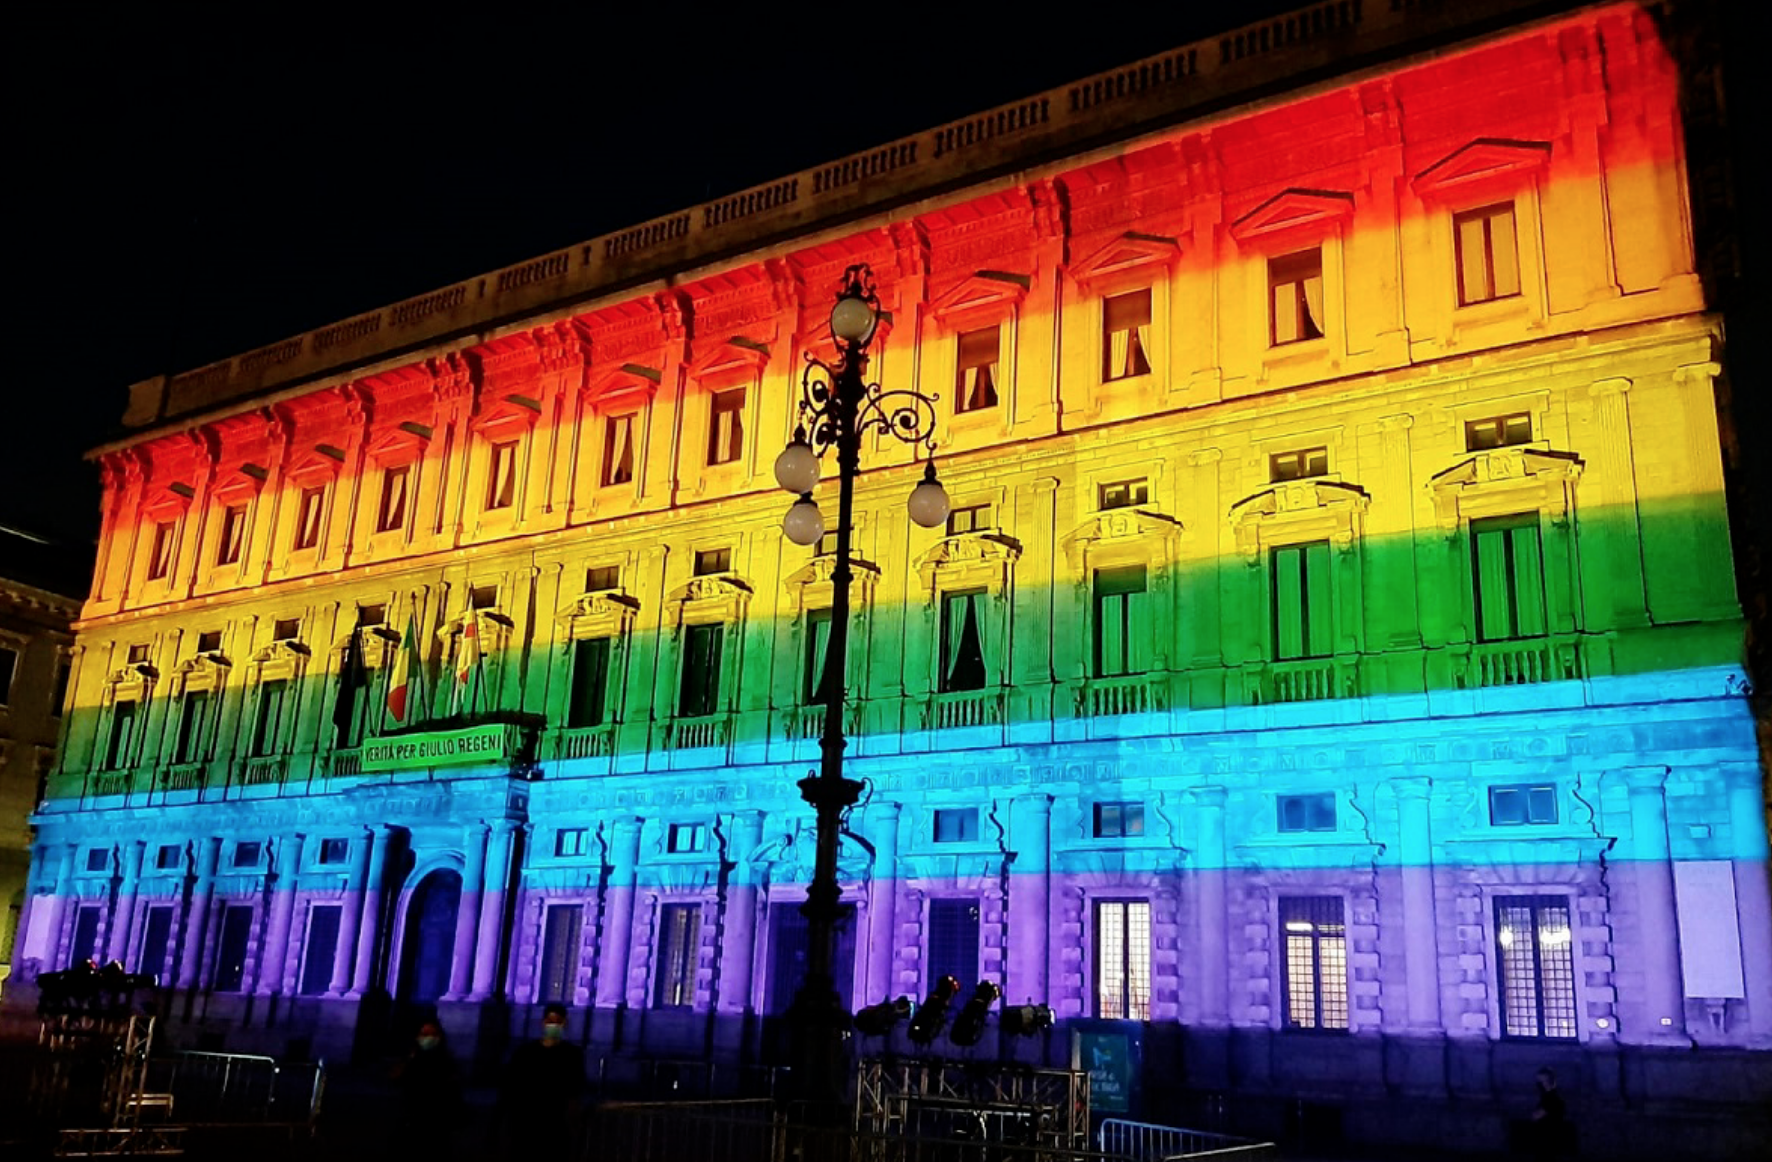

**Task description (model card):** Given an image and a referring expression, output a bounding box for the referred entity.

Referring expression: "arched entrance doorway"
[396,869,461,1008]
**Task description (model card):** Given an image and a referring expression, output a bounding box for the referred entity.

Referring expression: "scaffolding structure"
[855,1056,1091,1154]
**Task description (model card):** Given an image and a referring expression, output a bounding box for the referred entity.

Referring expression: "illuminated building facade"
[10,0,1770,1152]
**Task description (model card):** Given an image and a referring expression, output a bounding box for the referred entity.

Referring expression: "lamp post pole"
[776,264,948,1111]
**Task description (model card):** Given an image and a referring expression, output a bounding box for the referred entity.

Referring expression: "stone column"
[257,833,305,996]
[349,825,395,996]
[1006,794,1051,1006]
[595,816,643,1008]
[107,840,146,965]
[1395,778,1442,1030]
[717,811,765,1012]
[1728,767,1772,1044]
[469,820,517,1000]
[445,823,490,1000]
[861,802,902,1003]
[1624,767,1685,1041]
[1190,787,1229,1024]
[330,829,372,995]
[176,838,221,988]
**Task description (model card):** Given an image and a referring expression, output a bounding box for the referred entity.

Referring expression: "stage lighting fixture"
[853,996,913,1037]
[948,981,1001,1047]
[907,975,959,1044]
[1000,1003,1055,1037]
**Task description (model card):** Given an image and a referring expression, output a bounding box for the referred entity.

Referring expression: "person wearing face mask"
[497,1002,587,1158]
[392,1020,461,1156]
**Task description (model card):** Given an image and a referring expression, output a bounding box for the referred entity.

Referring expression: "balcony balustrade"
[669,715,730,751]
[929,689,1005,730]
[161,762,205,791]
[1081,673,1165,718]
[554,724,616,760]
[1468,636,1583,688]
[329,748,363,777]
[239,755,288,786]
[92,770,131,797]
[1257,657,1357,704]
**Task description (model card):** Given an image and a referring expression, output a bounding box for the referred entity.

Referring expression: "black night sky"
[10,2,1763,561]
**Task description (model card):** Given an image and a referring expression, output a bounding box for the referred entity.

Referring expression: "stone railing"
[92,770,131,797]
[1081,673,1166,718]
[125,0,1549,430]
[1468,636,1584,688]
[239,755,288,786]
[669,715,730,751]
[785,704,825,741]
[553,725,616,761]
[328,748,363,777]
[1259,657,1358,704]
[161,762,205,792]
[929,689,1005,731]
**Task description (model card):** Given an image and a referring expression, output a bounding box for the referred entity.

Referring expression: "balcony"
[161,762,205,792]
[329,748,363,777]
[1468,637,1582,688]
[239,755,288,786]
[1080,673,1165,718]
[928,689,1004,731]
[92,770,130,797]
[1257,657,1357,704]
[668,715,729,751]
[786,704,825,741]
[553,724,615,760]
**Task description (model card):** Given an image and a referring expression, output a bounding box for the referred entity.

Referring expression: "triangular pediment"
[687,337,769,383]
[1413,139,1551,199]
[930,270,1032,320]
[1230,189,1355,243]
[583,362,662,408]
[1070,232,1180,287]
[286,444,346,485]
[365,425,429,464]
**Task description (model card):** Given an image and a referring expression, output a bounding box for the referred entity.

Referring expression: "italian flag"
[386,616,420,724]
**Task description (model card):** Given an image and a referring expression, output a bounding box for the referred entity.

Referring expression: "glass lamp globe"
[782,494,826,545]
[830,292,878,346]
[774,436,820,494]
[906,464,951,529]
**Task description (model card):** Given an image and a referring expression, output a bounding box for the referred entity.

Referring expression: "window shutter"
[1458,213,1488,302]
[806,610,832,703]
[1510,523,1547,637]
[1490,207,1520,297]
[1274,546,1305,660]
[1474,524,1514,641]
[1303,542,1332,657]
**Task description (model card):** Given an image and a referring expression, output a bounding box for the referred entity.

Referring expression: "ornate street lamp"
[776,263,948,1108]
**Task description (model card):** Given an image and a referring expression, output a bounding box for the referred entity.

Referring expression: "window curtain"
[967,362,998,410]
[805,611,832,704]
[1490,208,1521,298]
[1301,272,1324,338]
[943,592,987,692]
[610,416,634,483]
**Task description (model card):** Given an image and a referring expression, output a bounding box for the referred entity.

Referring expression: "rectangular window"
[1281,896,1349,1031]
[1093,802,1146,839]
[0,647,15,705]
[653,903,701,1008]
[252,679,288,756]
[1102,289,1153,381]
[293,485,326,551]
[357,604,386,628]
[51,656,71,717]
[927,898,981,992]
[71,905,102,966]
[1270,248,1325,346]
[1278,792,1337,833]
[955,327,1000,413]
[1272,540,1332,660]
[939,590,988,693]
[470,585,499,611]
[1095,900,1152,1020]
[1270,447,1329,482]
[1495,896,1578,1039]
[585,565,621,592]
[1489,784,1559,826]
[138,905,174,983]
[678,623,723,718]
[554,828,588,858]
[1098,479,1149,511]
[274,618,301,641]
[86,847,110,873]
[1093,565,1149,678]
[933,808,978,844]
[174,689,212,764]
[127,644,151,665]
[233,841,261,869]
[539,904,585,1005]
[105,700,138,770]
[298,905,341,996]
[1465,413,1532,451]
[486,440,519,510]
[216,504,247,566]
[814,532,839,557]
[803,609,832,705]
[1454,203,1521,306]
[945,503,993,536]
[707,389,745,466]
[317,837,350,865]
[212,904,253,991]
[602,414,636,486]
[196,631,223,654]
[376,465,410,533]
[668,822,707,854]
[155,844,182,871]
[1471,515,1547,641]
[766,903,857,1015]
[567,638,611,730]
[693,548,731,576]
[148,521,176,581]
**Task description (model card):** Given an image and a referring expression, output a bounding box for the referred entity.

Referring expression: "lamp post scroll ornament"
[774,263,949,1108]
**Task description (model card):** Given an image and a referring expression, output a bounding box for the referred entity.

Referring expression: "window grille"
[927,898,981,992]
[1095,899,1152,1020]
[539,904,584,1005]
[1281,896,1349,1030]
[653,903,701,1008]
[298,905,341,996]
[1495,895,1578,1039]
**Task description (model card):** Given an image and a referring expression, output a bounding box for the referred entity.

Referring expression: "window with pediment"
[1102,289,1153,381]
[1093,565,1150,677]
[1062,491,1181,700]
[1471,514,1547,642]
[104,697,140,771]
[955,327,1001,413]
[377,465,410,533]
[1269,249,1325,346]
[1454,203,1521,306]
[665,573,750,730]
[555,575,639,733]
[147,521,176,581]
[485,439,519,511]
[602,414,636,486]
[707,389,745,466]
[917,523,1020,700]
[293,485,326,551]
[216,503,247,566]
[1230,479,1368,674]
[802,608,833,705]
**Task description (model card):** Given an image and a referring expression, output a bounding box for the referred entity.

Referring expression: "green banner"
[361,725,513,773]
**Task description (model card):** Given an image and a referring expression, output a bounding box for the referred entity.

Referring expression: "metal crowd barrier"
[1097,1117,1279,1161]
[143,1050,325,1129]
